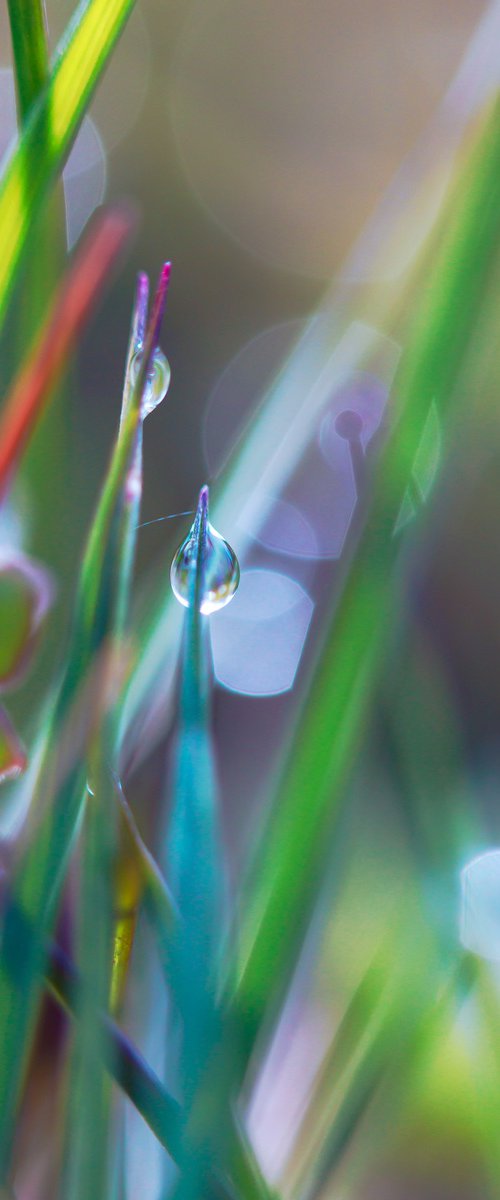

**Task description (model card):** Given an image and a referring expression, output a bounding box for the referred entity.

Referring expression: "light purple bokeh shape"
[240,495,319,559]
[211,568,314,697]
[460,849,500,962]
[319,371,388,457]
[204,320,393,560]
[282,435,356,559]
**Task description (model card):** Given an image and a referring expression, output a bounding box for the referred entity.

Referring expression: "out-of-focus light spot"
[64,116,107,249]
[247,999,331,1183]
[204,318,305,478]
[211,568,313,697]
[88,6,151,149]
[285,438,357,559]
[205,319,325,560]
[319,371,389,460]
[240,495,319,559]
[460,850,500,962]
[169,0,483,277]
[206,322,401,560]
[0,72,106,250]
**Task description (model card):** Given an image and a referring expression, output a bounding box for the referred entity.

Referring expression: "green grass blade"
[0,267,170,1176]
[47,941,183,1162]
[234,97,500,1053]
[62,778,117,1200]
[300,955,475,1200]
[0,0,137,327]
[56,267,170,1195]
[7,0,49,121]
[48,941,253,1200]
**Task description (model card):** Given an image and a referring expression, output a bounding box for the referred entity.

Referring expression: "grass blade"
[49,937,264,1200]
[167,485,227,1200]
[234,97,500,1054]
[7,0,49,121]
[112,775,177,1011]
[0,0,137,326]
[47,942,183,1162]
[0,266,170,1176]
[62,776,117,1200]
[0,207,132,499]
[58,266,170,1196]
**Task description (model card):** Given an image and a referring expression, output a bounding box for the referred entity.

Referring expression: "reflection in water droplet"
[170,516,240,615]
[130,346,171,416]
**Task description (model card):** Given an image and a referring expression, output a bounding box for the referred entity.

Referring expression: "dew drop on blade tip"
[170,501,240,615]
[130,344,171,416]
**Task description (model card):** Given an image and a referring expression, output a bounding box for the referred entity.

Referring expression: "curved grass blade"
[47,942,183,1163]
[48,941,259,1200]
[0,207,132,499]
[234,96,500,1056]
[0,266,170,1176]
[111,774,177,1012]
[0,0,137,328]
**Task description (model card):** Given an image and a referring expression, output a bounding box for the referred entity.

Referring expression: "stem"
[7,0,49,121]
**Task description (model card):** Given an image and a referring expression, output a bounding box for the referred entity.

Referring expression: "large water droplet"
[130,345,171,417]
[171,514,240,615]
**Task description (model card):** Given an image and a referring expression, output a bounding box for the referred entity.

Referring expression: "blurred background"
[2,2,500,1198]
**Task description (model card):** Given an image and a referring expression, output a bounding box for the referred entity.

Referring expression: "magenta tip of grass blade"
[198,484,209,515]
[145,261,172,359]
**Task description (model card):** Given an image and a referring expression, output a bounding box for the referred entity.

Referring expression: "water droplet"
[130,344,171,416]
[171,511,240,615]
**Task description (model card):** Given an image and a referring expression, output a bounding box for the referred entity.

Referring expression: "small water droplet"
[171,513,240,615]
[130,344,171,416]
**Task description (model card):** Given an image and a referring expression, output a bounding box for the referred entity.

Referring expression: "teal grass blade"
[167,485,227,1200]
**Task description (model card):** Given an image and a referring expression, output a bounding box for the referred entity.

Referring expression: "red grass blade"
[0,206,134,499]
